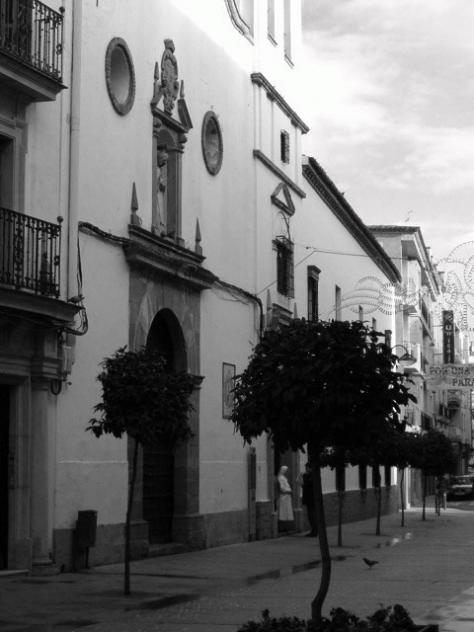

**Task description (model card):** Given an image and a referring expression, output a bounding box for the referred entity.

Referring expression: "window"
[267,0,276,41]
[283,0,292,62]
[335,285,342,320]
[274,237,294,297]
[280,130,290,163]
[307,265,320,321]
[201,111,223,175]
[238,0,254,32]
[105,38,136,115]
[0,136,14,209]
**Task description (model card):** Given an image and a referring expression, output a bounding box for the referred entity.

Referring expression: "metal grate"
[0,0,64,81]
[0,206,61,297]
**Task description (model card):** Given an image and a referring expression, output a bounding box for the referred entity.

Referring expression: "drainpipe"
[66,0,82,300]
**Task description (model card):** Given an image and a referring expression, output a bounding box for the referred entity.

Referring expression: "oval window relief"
[105,37,135,115]
[202,111,223,175]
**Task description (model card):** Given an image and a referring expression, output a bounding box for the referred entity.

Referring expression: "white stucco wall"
[55,235,129,529]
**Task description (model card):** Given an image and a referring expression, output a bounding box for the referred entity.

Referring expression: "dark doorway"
[0,386,10,569]
[143,309,186,544]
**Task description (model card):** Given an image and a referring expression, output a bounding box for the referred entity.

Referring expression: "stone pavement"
[2,502,474,632]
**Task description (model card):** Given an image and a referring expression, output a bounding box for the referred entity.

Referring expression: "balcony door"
[0,386,10,569]
[0,135,14,209]
[0,1,31,60]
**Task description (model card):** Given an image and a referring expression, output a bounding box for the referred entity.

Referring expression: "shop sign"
[427,364,474,389]
[442,310,455,364]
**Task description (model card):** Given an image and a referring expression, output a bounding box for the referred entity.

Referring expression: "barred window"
[280,130,290,163]
[267,0,276,41]
[274,237,294,297]
[307,265,320,321]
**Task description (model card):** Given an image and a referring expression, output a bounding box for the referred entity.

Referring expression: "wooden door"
[143,439,174,543]
[0,386,10,568]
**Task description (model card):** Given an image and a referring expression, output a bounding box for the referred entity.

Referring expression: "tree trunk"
[337,491,344,547]
[375,486,381,535]
[124,438,139,595]
[310,453,331,624]
[374,466,382,536]
[422,471,427,521]
[400,467,405,528]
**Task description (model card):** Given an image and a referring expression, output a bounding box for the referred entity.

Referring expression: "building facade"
[369,226,473,502]
[1,0,411,573]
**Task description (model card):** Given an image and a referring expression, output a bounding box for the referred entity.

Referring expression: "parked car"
[447,475,474,500]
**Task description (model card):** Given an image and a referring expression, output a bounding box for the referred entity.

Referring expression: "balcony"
[400,341,424,375]
[0,206,61,300]
[0,0,65,101]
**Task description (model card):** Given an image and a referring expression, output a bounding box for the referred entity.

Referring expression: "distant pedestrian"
[299,462,317,537]
[277,466,294,531]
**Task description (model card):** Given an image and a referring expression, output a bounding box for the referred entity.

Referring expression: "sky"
[300,0,474,265]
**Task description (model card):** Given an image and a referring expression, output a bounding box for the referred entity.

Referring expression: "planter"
[236,607,440,632]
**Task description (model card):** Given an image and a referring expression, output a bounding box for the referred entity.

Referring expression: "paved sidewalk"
[1,503,474,631]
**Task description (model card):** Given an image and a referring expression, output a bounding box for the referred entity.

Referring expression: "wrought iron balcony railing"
[0,206,61,298]
[0,0,64,81]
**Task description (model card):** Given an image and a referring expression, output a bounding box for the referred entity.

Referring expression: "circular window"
[105,38,135,115]
[201,111,223,175]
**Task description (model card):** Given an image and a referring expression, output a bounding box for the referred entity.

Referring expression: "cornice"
[302,158,401,284]
[125,225,217,291]
[254,150,306,198]
[251,72,309,134]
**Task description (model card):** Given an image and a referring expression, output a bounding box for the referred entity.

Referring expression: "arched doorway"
[143,309,186,544]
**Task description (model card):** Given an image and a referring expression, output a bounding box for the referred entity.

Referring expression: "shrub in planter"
[236,606,439,632]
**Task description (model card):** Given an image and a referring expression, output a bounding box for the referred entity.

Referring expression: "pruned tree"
[320,447,350,547]
[352,427,410,536]
[231,319,414,624]
[410,429,457,521]
[87,347,194,595]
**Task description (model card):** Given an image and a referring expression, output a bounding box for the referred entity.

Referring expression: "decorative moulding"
[125,225,217,292]
[271,182,295,216]
[201,111,223,175]
[224,0,253,41]
[151,41,193,135]
[253,150,305,198]
[105,37,136,115]
[251,72,309,134]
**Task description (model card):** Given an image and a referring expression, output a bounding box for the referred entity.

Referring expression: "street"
[2,502,474,632]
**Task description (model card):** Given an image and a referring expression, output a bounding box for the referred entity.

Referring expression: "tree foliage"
[232,319,415,455]
[88,346,194,447]
[231,319,415,623]
[87,346,194,595]
[410,429,457,476]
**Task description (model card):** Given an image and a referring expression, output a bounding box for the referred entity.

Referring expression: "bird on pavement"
[363,557,379,569]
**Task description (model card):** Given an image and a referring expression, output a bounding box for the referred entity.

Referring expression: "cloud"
[301,0,474,194]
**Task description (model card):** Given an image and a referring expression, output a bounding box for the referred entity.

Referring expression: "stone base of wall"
[256,501,274,539]
[203,509,248,548]
[53,519,148,572]
[322,486,398,527]
[52,488,398,570]
[173,513,206,550]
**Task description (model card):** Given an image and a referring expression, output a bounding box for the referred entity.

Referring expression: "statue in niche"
[155,148,168,235]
